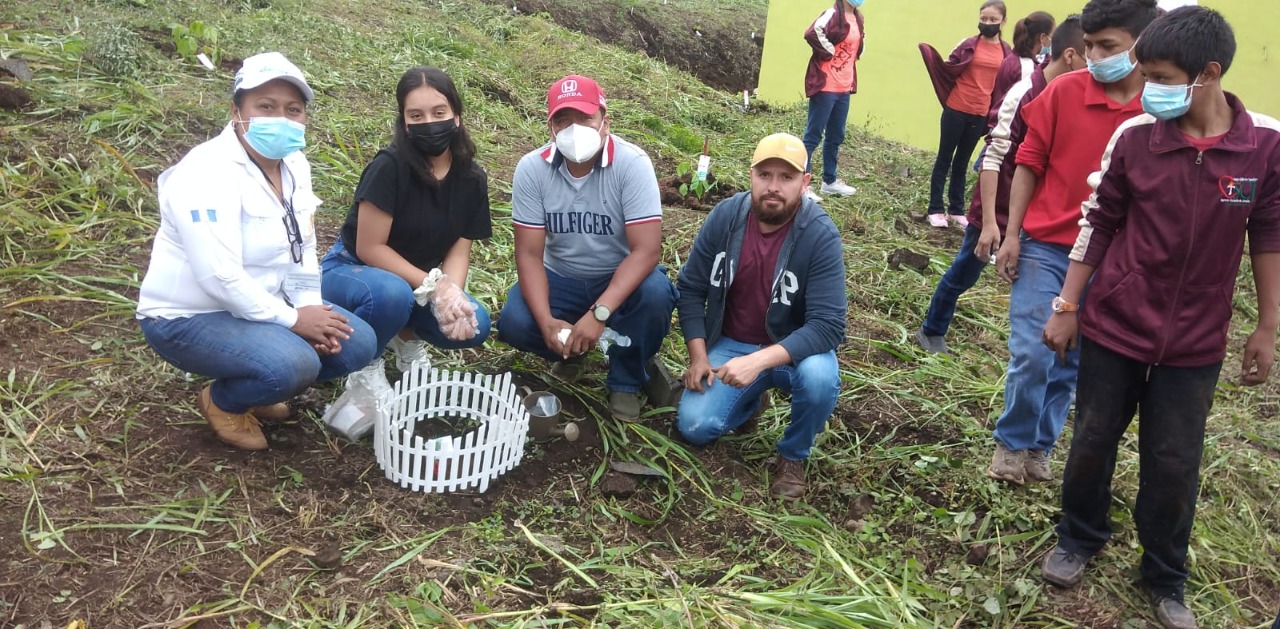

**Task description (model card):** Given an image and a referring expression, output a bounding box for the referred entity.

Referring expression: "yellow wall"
[759,0,1279,149]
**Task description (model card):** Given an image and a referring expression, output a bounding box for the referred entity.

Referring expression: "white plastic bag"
[322,358,393,441]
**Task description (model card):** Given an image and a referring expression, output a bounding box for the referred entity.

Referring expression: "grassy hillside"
[2,0,1278,627]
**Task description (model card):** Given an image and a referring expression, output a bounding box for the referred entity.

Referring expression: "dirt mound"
[658,172,741,212]
[501,0,766,92]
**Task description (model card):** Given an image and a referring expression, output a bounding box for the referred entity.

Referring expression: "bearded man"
[675,133,848,501]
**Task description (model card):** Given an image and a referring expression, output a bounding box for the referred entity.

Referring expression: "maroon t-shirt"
[722,217,793,345]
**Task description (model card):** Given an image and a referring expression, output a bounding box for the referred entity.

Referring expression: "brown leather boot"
[770,457,806,501]
[250,402,291,422]
[198,386,267,450]
[735,391,772,434]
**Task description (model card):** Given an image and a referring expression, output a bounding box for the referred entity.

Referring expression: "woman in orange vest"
[801,0,866,203]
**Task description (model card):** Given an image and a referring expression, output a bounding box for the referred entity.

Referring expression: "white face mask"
[555,123,603,163]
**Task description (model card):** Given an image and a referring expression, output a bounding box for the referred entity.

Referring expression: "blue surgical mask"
[1141,80,1201,121]
[847,0,864,6]
[1041,45,1052,58]
[240,117,306,159]
[1087,47,1136,83]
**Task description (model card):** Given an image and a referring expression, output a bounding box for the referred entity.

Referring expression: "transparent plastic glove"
[429,277,479,341]
[413,269,446,307]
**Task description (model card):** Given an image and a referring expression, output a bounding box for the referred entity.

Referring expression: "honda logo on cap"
[562,79,578,93]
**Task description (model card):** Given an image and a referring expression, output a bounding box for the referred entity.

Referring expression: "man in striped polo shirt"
[497,74,677,422]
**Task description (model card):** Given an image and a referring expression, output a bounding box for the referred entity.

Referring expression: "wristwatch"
[1051,296,1078,314]
[592,303,612,323]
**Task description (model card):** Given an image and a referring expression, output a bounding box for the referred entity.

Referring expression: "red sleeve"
[1014,87,1054,177]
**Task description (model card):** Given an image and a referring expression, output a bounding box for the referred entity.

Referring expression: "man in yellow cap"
[675,133,848,501]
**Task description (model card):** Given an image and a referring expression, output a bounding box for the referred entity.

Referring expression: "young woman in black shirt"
[321,67,492,370]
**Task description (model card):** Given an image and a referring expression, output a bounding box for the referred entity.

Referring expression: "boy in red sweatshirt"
[987,0,1156,486]
[915,17,1086,356]
[1040,8,1280,628]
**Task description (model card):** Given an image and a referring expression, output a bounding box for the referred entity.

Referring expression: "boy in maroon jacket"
[987,0,1155,487]
[1041,8,1280,628]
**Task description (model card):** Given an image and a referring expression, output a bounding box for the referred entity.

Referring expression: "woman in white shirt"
[136,52,376,450]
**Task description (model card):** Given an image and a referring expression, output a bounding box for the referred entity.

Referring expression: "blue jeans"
[922,224,989,337]
[139,307,377,413]
[677,337,840,461]
[929,106,987,215]
[992,235,1080,452]
[802,91,850,185]
[320,241,490,353]
[496,266,677,393]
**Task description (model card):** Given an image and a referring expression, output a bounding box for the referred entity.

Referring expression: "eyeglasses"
[247,158,305,264]
[281,198,303,264]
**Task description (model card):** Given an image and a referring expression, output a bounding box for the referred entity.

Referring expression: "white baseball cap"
[233,52,314,103]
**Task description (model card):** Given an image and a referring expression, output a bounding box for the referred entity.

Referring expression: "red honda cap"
[547,75,607,119]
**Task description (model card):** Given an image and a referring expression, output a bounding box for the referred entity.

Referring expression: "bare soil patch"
[491,0,766,93]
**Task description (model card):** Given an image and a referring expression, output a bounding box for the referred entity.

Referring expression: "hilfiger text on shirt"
[546,211,616,235]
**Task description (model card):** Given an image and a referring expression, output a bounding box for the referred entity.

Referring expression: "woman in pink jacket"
[801,0,866,202]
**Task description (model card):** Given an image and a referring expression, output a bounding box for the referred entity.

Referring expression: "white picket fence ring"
[375,368,529,493]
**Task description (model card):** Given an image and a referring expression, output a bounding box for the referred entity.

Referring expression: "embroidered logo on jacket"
[1219,176,1258,205]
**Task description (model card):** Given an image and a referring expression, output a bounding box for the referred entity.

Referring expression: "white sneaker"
[346,359,392,394]
[820,179,857,196]
[928,213,950,228]
[951,214,970,228]
[387,335,430,373]
[804,187,824,203]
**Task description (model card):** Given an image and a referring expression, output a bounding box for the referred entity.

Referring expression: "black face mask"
[978,23,1001,38]
[407,119,458,157]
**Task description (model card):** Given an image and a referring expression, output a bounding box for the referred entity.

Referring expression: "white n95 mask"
[555,124,603,163]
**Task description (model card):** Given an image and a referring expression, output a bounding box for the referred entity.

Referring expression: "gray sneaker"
[1154,596,1197,629]
[914,328,950,355]
[987,443,1026,485]
[1040,545,1089,588]
[1024,449,1052,482]
[608,391,642,422]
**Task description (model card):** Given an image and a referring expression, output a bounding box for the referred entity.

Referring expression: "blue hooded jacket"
[676,191,847,363]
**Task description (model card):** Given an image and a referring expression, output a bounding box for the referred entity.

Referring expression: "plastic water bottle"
[427,436,456,478]
[598,328,632,354]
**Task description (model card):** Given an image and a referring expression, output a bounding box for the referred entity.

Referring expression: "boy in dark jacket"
[1040,8,1280,629]
[676,134,847,502]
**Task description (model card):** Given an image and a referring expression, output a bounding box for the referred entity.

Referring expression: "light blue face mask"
[1141,80,1201,121]
[1087,47,1136,83]
[1041,45,1052,58]
[846,0,864,7]
[241,117,306,159]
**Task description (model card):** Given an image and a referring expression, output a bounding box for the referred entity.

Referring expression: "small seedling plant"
[677,160,716,200]
[170,20,220,67]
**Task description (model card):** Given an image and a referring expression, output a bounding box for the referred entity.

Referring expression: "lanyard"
[247,157,303,264]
